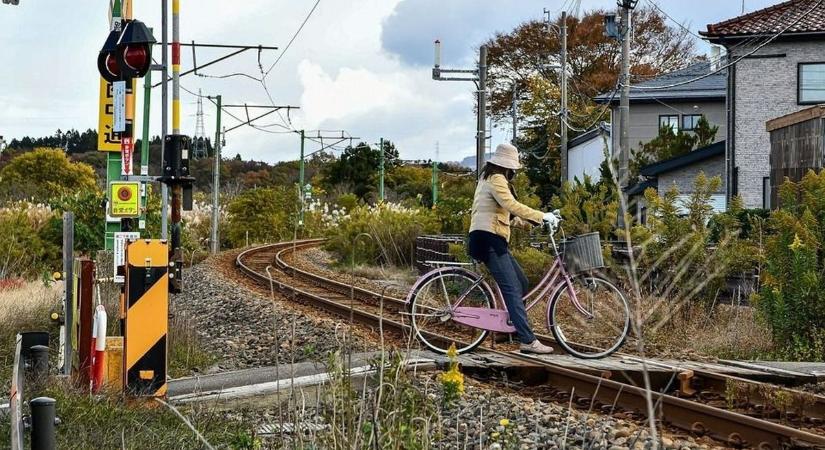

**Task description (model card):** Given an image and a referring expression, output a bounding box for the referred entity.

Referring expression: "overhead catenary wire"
[264,0,321,77]
[626,0,825,90]
[645,0,704,41]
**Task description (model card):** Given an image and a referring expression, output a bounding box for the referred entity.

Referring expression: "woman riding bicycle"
[468,143,557,355]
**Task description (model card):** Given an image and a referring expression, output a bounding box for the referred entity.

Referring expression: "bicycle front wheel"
[409,268,492,354]
[548,275,630,359]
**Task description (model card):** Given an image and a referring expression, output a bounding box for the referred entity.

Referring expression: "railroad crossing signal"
[97,19,156,83]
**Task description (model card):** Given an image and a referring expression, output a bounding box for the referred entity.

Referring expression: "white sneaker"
[520,340,554,355]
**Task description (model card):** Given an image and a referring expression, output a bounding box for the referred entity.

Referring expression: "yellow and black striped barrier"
[123,239,168,397]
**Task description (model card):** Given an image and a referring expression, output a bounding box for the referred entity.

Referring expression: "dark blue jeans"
[483,248,536,344]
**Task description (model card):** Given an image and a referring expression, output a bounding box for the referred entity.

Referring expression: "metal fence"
[414,234,466,274]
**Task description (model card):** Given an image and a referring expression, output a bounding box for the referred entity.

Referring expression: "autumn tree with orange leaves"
[484,6,702,203]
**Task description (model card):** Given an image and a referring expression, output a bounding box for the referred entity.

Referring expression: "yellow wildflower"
[499,419,510,427]
[790,233,804,251]
[491,432,500,439]
[446,342,458,359]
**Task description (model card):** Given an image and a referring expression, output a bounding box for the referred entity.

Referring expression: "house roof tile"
[701,0,825,39]
[639,140,725,177]
[594,61,726,104]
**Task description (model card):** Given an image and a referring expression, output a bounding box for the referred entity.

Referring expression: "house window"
[659,115,679,134]
[799,63,825,104]
[763,177,771,209]
[682,114,704,131]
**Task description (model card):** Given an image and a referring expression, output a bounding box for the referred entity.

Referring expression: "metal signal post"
[432,41,488,179]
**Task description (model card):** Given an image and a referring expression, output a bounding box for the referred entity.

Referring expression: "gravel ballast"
[171,260,367,372]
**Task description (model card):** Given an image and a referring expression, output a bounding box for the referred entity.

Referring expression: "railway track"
[235,240,825,449]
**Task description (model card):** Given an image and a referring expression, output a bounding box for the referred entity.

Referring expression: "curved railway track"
[235,240,825,449]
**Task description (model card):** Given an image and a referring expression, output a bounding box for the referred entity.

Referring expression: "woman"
[468,143,557,355]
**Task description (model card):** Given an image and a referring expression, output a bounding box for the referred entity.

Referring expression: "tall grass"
[0,281,59,392]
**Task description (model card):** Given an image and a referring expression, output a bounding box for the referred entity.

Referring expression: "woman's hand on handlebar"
[542,209,562,228]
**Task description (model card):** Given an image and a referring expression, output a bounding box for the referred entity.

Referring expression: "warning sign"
[109,181,141,218]
[98,78,136,152]
[98,79,121,152]
[113,232,140,283]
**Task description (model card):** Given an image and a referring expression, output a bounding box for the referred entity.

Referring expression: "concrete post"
[61,212,74,376]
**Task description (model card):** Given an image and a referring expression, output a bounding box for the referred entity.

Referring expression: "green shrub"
[225,186,299,247]
[511,246,554,286]
[0,147,97,202]
[755,170,825,360]
[40,189,106,257]
[324,202,440,267]
[549,174,618,241]
[0,203,59,278]
[634,173,760,303]
[335,192,359,212]
[433,196,471,235]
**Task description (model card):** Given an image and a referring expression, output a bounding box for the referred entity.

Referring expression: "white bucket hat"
[488,143,522,170]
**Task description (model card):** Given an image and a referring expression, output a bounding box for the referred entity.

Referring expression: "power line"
[627,0,824,90]
[264,0,321,76]
[645,0,703,40]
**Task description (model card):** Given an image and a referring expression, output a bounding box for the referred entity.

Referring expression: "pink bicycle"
[406,213,630,359]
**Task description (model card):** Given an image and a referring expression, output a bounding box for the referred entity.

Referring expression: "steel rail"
[235,242,825,449]
[268,241,825,419]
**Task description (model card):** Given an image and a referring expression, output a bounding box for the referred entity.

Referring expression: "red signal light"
[105,53,121,78]
[123,45,148,71]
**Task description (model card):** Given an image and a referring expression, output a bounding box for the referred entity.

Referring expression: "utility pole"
[431,160,439,206]
[511,85,518,145]
[618,0,635,227]
[209,95,221,254]
[140,37,152,178]
[299,129,305,225]
[378,137,385,202]
[169,0,183,285]
[560,10,569,183]
[432,40,488,179]
[161,0,169,240]
[140,33,152,232]
[477,45,488,177]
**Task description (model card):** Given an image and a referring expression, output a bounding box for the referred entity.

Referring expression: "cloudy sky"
[0,0,779,163]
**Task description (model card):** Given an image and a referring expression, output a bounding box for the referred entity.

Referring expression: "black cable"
[264,0,321,76]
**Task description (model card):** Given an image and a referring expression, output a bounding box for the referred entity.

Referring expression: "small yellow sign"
[109,181,140,218]
[98,79,120,152]
[98,78,136,152]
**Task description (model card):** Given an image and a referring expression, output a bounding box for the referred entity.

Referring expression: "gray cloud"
[381,0,546,67]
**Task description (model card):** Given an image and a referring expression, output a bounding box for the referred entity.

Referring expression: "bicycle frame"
[406,232,595,326]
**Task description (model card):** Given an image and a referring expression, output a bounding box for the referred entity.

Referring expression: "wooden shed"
[766,105,825,208]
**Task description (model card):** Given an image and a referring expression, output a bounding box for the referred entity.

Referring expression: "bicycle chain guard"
[452,307,517,333]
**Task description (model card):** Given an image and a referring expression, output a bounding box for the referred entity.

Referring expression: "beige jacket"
[469,174,544,242]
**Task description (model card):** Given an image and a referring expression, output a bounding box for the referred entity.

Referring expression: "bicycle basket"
[559,232,605,274]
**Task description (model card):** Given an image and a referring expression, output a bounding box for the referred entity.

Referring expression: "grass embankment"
[0,280,255,449]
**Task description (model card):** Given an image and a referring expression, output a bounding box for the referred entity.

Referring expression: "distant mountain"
[449,155,476,170]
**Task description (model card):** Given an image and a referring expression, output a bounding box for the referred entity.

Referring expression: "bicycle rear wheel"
[548,275,630,359]
[409,268,492,354]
